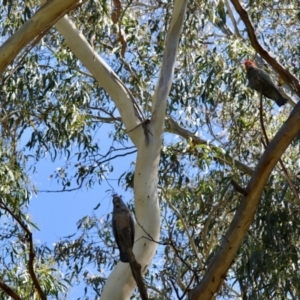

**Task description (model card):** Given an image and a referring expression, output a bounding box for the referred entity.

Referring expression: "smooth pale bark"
[54,16,143,146]
[102,1,188,299]
[54,1,188,299]
[0,0,82,75]
[188,102,300,300]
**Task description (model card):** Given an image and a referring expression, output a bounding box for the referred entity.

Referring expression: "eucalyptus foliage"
[0,0,300,299]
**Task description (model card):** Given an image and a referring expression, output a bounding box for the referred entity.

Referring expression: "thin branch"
[224,0,242,38]
[99,41,140,81]
[87,114,121,123]
[0,281,22,300]
[278,161,300,205]
[0,200,46,300]
[39,185,83,193]
[39,149,137,193]
[202,198,228,258]
[164,191,204,271]
[2,27,52,85]
[166,116,254,176]
[259,93,269,146]
[188,101,300,299]
[259,93,300,204]
[169,277,182,299]
[126,119,150,135]
[86,106,122,122]
[180,274,196,299]
[224,281,241,297]
[169,238,196,275]
[42,46,95,78]
[230,0,300,98]
[135,217,196,274]
[230,179,247,196]
[173,258,187,293]
[127,247,148,300]
[146,283,167,298]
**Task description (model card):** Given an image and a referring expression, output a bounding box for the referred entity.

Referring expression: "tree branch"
[87,114,121,123]
[259,94,300,204]
[54,15,145,146]
[224,0,242,38]
[127,248,148,300]
[0,200,46,300]
[164,191,204,271]
[188,101,300,299]
[230,0,300,98]
[152,0,188,127]
[0,0,83,75]
[165,116,254,176]
[230,179,247,196]
[0,281,22,300]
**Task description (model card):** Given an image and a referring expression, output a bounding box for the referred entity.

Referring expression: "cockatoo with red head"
[244,60,287,107]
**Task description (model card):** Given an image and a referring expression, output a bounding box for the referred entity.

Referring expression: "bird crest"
[243,60,257,70]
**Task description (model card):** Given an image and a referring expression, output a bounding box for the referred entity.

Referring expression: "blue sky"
[27,124,137,298]
[28,120,136,241]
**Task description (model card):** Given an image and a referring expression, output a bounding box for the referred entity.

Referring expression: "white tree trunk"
[54,1,188,298]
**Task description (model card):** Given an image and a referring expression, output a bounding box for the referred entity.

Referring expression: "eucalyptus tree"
[0,0,300,300]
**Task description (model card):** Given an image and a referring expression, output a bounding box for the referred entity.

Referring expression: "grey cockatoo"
[112,194,135,263]
[244,60,287,107]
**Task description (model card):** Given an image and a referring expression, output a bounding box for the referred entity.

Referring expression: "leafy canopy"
[0,0,300,299]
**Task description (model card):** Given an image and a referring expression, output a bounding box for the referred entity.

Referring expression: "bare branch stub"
[127,247,149,300]
[230,179,247,196]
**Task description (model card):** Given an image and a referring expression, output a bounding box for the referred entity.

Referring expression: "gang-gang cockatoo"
[112,194,135,263]
[244,60,287,107]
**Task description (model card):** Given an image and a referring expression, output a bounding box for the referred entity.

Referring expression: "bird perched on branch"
[244,60,287,107]
[112,194,135,263]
